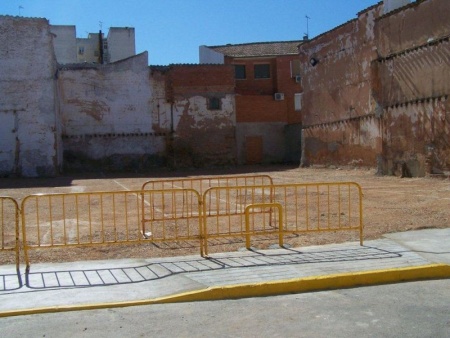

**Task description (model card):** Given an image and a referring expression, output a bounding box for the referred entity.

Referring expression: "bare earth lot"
[1,165,449,264]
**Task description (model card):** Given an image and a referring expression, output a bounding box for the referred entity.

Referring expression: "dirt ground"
[1,165,449,264]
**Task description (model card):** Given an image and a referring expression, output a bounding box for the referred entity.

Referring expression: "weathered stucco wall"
[374,0,450,176]
[301,116,381,167]
[298,0,449,176]
[374,41,450,105]
[299,5,383,167]
[58,52,165,171]
[151,65,237,167]
[376,0,450,57]
[0,16,61,177]
[381,98,450,176]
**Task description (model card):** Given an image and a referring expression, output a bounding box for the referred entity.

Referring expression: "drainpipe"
[98,30,104,64]
[169,102,175,167]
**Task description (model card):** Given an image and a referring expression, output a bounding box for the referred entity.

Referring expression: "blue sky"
[1,0,379,65]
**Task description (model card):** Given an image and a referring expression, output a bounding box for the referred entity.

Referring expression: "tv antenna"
[19,5,24,16]
[305,15,311,40]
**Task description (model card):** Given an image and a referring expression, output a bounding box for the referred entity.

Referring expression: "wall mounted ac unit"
[295,75,301,83]
[274,93,285,101]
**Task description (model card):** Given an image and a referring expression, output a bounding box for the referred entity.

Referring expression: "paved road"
[1,279,449,338]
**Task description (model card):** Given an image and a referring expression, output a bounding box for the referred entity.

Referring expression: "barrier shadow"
[23,245,401,290]
[0,271,22,291]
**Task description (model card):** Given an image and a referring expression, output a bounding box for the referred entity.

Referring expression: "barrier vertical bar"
[244,203,284,250]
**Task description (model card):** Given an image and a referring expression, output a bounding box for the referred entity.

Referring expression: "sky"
[1,0,380,65]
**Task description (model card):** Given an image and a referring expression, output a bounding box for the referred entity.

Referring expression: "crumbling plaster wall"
[0,16,61,177]
[299,5,383,167]
[376,0,450,57]
[58,52,165,171]
[374,0,450,176]
[151,65,237,167]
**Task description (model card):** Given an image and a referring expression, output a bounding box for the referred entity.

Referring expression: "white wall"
[58,52,164,163]
[199,46,224,64]
[50,25,77,64]
[107,27,136,63]
[0,16,61,177]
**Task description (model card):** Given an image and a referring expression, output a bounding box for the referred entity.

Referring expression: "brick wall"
[299,4,383,168]
[153,64,237,167]
[374,0,450,176]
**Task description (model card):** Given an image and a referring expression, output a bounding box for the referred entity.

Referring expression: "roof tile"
[208,40,303,57]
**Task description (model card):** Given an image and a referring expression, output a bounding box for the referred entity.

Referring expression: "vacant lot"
[1,165,449,264]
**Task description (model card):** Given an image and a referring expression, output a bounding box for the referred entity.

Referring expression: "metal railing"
[141,174,273,194]
[201,182,363,255]
[0,197,20,273]
[141,175,274,255]
[15,178,363,268]
[21,189,202,269]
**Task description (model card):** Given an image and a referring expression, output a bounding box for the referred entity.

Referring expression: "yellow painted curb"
[1,263,449,318]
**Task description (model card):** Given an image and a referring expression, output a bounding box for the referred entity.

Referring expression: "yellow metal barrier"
[141,174,274,255]
[19,179,363,266]
[141,175,274,195]
[21,189,202,269]
[0,197,20,273]
[245,203,284,249]
[202,182,363,255]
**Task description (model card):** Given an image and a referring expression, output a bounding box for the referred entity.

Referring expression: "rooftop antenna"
[19,5,24,16]
[304,15,310,40]
[99,21,103,31]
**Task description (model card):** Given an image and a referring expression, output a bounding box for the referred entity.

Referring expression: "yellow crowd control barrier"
[245,203,284,249]
[21,189,202,269]
[0,197,20,273]
[141,175,273,195]
[141,175,274,255]
[201,182,363,255]
[18,178,363,268]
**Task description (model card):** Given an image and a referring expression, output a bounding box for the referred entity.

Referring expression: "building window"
[78,46,85,55]
[290,60,301,77]
[234,65,246,79]
[209,97,221,110]
[294,93,303,111]
[254,64,270,79]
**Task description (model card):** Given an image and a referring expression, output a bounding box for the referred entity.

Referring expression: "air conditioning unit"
[295,75,301,83]
[274,93,285,101]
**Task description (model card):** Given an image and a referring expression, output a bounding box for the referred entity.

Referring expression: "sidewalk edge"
[1,264,449,318]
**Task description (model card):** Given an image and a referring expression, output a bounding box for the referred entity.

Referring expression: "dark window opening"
[209,97,221,110]
[254,64,270,79]
[234,65,246,79]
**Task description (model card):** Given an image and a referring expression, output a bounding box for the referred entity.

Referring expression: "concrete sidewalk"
[0,228,449,316]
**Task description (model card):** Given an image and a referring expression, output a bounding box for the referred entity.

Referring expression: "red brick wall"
[167,64,234,100]
[164,64,237,167]
[227,57,276,95]
[275,56,303,124]
[236,95,287,123]
[226,55,302,124]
